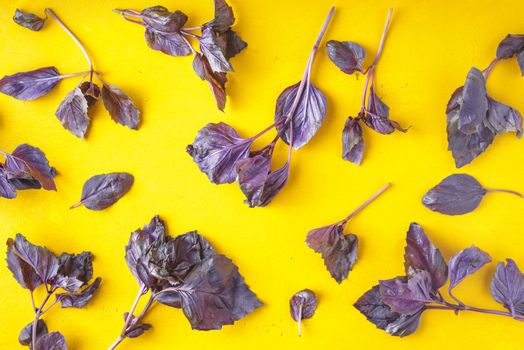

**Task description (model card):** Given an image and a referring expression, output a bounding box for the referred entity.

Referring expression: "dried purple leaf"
[448,246,491,294]
[101,84,140,130]
[379,272,434,314]
[486,96,523,137]
[56,277,102,308]
[0,67,62,100]
[490,259,524,317]
[326,40,366,74]
[35,331,67,350]
[55,87,90,139]
[71,172,134,210]
[342,117,364,165]
[13,9,46,31]
[79,82,100,107]
[289,289,317,336]
[19,319,48,346]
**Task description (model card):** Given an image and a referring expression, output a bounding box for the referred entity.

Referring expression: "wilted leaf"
[3,144,56,190]
[0,168,17,199]
[275,82,327,149]
[490,259,524,317]
[213,29,247,60]
[53,252,94,292]
[379,272,434,314]
[13,9,46,31]
[485,96,523,137]
[101,84,140,130]
[71,172,134,210]
[192,53,228,110]
[422,174,487,215]
[326,40,366,74]
[19,319,48,346]
[55,87,90,139]
[141,6,188,32]
[187,122,252,184]
[289,289,317,336]
[364,85,405,134]
[342,117,364,165]
[0,67,62,100]
[35,331,67,350]
[79,82,100,107]
[56,277,101,308]
[448,246,491,292]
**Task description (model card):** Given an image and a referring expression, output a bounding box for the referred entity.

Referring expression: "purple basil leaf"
[379,272,434,314]
[354,285,423,337]
[0,67,62,100]
[35,331,67,350]
[123,312,152,338]
[8,173,42,191]
[404,223,448,291]
[448,245,491,292]
[19,319,48,346]
[53,252,94,292]
[422,174,487,215]
[446,87,495,167]
[496,34,524,60]
[101,84,140,130]
[490,259,524,317]
[199,27,234,73]
[275,82,327,149]
[0,168,17,198]
[6,237,42,290]
[364,85,405,134]
[79,82,100,108]
[485,96,523,137]
[205,0,235,33]
[192,53,228,110]
[457,67,488,134]
[141,6,188,32]
[145,28,192,57]
[177,254,263,330]
[306,223,358,283]
[55,87,90,139]
[187,122,252,184]
[71,172,134,210]
[4,144,56,190]
[155,290,182,308]
[56,277,101,308]
[326,40,366,74]
[7,233,59,286]
[290,289,317,335]
[13,9,46,31]
[342,117,364,165]
[214,29,247,60]
[518,50,524,76]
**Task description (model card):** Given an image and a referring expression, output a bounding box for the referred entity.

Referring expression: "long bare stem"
[486,188,523,198]
[342,183,391,224]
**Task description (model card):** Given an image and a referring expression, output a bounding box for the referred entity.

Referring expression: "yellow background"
[1,0,524,348]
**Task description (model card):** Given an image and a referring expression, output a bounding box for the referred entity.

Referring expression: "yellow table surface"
[1,0,524,349]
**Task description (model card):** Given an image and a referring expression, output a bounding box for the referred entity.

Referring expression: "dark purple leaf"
[79,82,100,108]
[145,29,192,57]
[518,50,524,76]
[0,67,62,100]
[354,285,423,337]
[35,331,67,350]
[71,172,134,210]
[422,174,487,215]
[496,35,524,60]
[155,290,182,308]
[6,236,42,291]
[177,254,263,330]
[490,259,524,317]
[199,27,234,73]
[289,289,317,335]
[55,87,90,139]
[457,67,488,134]
[404,223,448,291]
[485,96,523,137]
[364,85,405,134]
[0,168,17,199]
[13,9,46,31]
[306,223,358,283]
[342,117,364,165]
[53,252,94,292]
[123,313,152,338]
[56,277,101,308]
[205,0,235,33]
[448,246,491,292]
[19,319,48,346]
[3,144,56,190]
[213,29,247,60]
[187,122,252,184]
[101,84,140,130]
[141,6,188,32]
[275,82,327,149]
[7,233,58,286]
[192,53,227,110]
[326,40,366,74]
[379,272,434,314]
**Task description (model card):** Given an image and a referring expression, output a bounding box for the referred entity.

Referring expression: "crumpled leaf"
[275,82,327,149]
[7,233,59,286]
[490,259,524,317]
[485,96,523,137]
[354,285,423,337]
[199,27,234,73]
[3,144,56,190]
[458,67,488,134]
[496,34,524,75]
[364,85,405,134]
[205,0,235,33]
[289,289,317,335]
[19,319,48,346]
[53,252,93,292]
[0,167,17,199]
[0,67,62,100]
[101,84,140,130]
[177,254,263,330]
[141,6,188,32]
[79,82,100,108]
[13,9,46,31]
[55,87,90,139]
[326,40,366,74]
[404,223,448,291]
[422,174,487,215]
[342,117,364,165]
[448,246,491,293]
[123,312,152,338]
[306,223,358,283]
[187,122,252,184]
[192,53,228,110]
[379,272,434,314]
[56,277,102,308]
[71,172,134,210]
[145,29,192,57]
[35,331,67,350]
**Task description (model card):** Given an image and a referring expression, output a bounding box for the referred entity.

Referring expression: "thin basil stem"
[371,9,393,68]
[485,188,524,198]
[250,118,286,141]
[181,30,202,40]
[181,35,197,55]
[30,291,36,311]
[297,302,303,336]
[342,183,391,224]
[31,290,54,349]
[483,58,500,80]
[425,303,524,320]
[182,26,203,31]
[113,9,143,17]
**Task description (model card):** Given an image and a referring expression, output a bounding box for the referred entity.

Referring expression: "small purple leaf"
[71,172,134,210]
[0,67,62,100]
[448,246,491,292]
[0,167,17,199]
[13,9,46,31]
[145,29,192,57]
[53,251,94,292]
[101,84,140,130]
[496,34,524,61]
[490,259,524,317]
[123,312,152,338]
[364,85,405,134]
[342,117,364,165]
[326,40,366,74]
[379,272,434,314]
[289,289,317,336]
[205,0,235,33]
[35,331,67,350]
[6,237,42,290]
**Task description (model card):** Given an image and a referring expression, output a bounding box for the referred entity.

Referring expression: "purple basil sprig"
[187,7,334,207]
[355,222,524,337]
[108,215,262,349]
[447,35,524,168]
[113,0,247,111]
[306,183,390,283]
[326,9,406,165]
[6,234,101,349]
[1,8,140,139]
